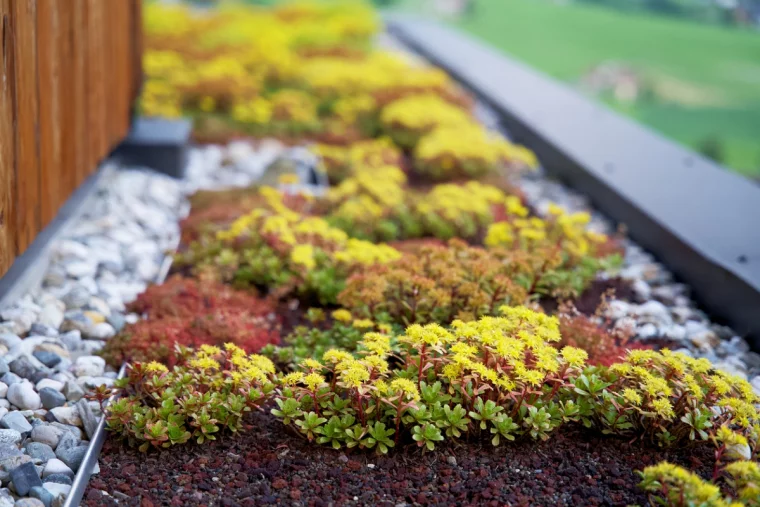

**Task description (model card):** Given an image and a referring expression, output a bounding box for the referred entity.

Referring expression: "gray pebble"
[85,322,115,340]
[41,459,73,480]
[42,482,71,501]
[24,443,56,464]
[9,461,42,496]
[54,445,86,473]
[38,389,66,411]
[1,412,32,435]
[0,373,22,386]
[32,352,61,369]
[30,425,64,449]
[41,473,71,486]
[53,432,79,453]
[9,358,44,383]
[76,400,98,440]
[106,313,126,333]
[7,382,42,410]
[28,324,58,338]
[0,444,23,462]
[0,430,21,446]
[59,312,92,335]
[62,382,84,403]
[25,490,51,507]
[61,286,91,310]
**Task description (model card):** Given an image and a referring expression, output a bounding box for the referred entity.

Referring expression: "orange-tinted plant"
[338,239,529,325]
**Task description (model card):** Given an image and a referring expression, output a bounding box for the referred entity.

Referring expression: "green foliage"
[270,307,760,456]
[106,344,276,452]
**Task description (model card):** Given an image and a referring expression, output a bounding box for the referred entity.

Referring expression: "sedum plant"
[261,308,396,369]
[312,136,403,184]
[379,94,473,149]
[414,123,537,181]
[271,306,760,456]
[338,239,530,325]
[175,186,401,305]
[639,460,760,507]
[272,306,590,452]
[591,349,760,449]
[106,344,276,452]
[100,277,280,367]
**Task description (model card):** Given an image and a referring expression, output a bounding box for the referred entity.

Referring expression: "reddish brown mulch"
[84,411,713,507]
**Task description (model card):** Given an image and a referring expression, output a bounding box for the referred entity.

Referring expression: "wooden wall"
[0,0,142,278]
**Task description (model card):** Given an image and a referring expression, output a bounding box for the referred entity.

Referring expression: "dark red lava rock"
[84,411,715,507]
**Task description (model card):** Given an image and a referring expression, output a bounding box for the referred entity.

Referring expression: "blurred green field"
[409,0,760,178]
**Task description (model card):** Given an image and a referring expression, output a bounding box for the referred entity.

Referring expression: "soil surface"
[84,411,713,507]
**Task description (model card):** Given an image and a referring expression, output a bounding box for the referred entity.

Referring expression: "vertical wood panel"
[0,0,16,274]
[85,0,102,173]
[72,0,88,191]
[0,0,141,278]
[37,0,60,227]
[11,0,40,254]
[131,0,143,107]
[58,1,76,191]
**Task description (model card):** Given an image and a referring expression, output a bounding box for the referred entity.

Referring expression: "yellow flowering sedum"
[415,123,536,180]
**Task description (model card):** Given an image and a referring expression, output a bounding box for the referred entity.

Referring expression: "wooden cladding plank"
[57,2,77,191]
[36,0,61,228]
[115,0,132,144]
[130,0,143,106]
[11,0,40,255]
[0,0,16,274]
[85,0,106,172]
[72,0,89,191]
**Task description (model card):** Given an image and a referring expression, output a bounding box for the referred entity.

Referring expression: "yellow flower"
[651,398,675,420]
[518,368,545,387]
[363,355,389,374]
[547,203,564,216]
[198,344,222,357]
[352,319,374,329]
[622,388,642,406]
[303,373,326,391]
[560,346,588,368]
[278,173,299,185]
[390,378,420,401]
[441,363,463,381]
[301,358,323,371]
[340,364,370,388]
[323,349,354,365]
[224,343,245,357]
[290,244,316,270]
[361,332,391,356]
[282,372,304,386]
[145,361,168,374]
[189,356,220,371]
[331,309,352,323]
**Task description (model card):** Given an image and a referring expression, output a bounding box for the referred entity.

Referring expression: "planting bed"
[0,2,756,506]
